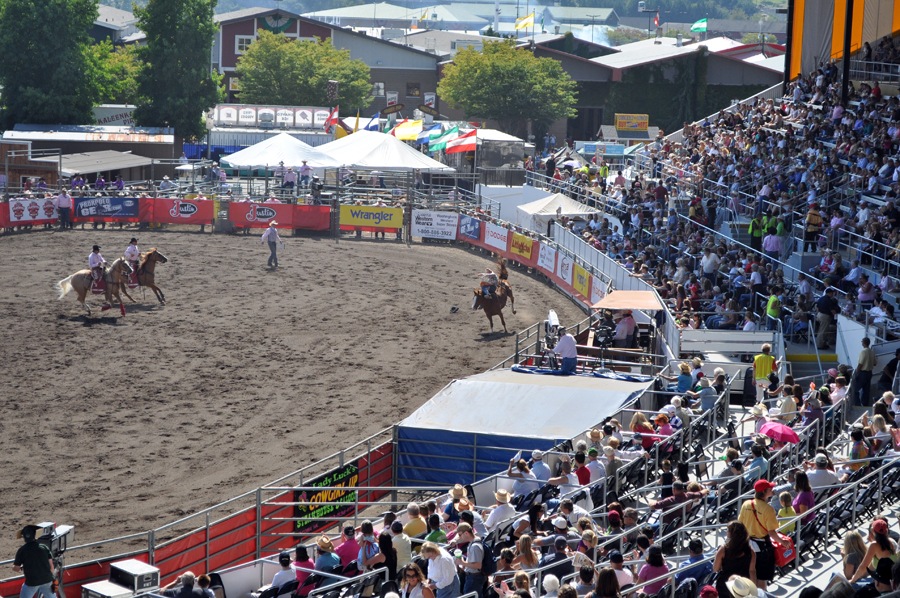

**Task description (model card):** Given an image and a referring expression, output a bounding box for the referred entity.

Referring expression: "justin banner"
[411,209,457,239]
[152,198,214,225]
[572,263,590,297]
[557,255,573,286]
[458,215,481,241]
[537,242,556,274]
[590,276,608,305]
[228,202,294,228]
[510,232,534,260]
[8,196,57,224]
[339,205,403,229]
[484,222,509,251]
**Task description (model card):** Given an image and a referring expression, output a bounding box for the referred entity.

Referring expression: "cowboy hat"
[494,489,511,504]
[316,535,335,552]
[588,428,602,441]
[750,404,768,417]
[269,220,278,226]
[129,238,138,243]
[449,484,465,500]
[725,576,757,598]
[692,357,703,367]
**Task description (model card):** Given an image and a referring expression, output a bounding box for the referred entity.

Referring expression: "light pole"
[758,14,768,57]
[639,6,657,34]
[587,14,603,44]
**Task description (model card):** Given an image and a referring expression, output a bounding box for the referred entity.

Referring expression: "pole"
[781,2,794,96]
[840,0,853,106]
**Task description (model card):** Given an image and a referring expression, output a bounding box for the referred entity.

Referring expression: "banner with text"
[484,222,509,251]
[411,210,458,240]
[74,196,139,219]
[590,276,608,306]
[572,263,590,298]
[537,242,556,275]
[8,196,57,224]
[153,198,215,225]
[293,461,360,537]
[557,255,574,287]
[458,215,482,241]
[509,232,535,261]
[229,202,294,228]
[339,205,403,229]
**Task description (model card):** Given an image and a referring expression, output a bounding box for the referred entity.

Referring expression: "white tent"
[220,132,341,168]
[317,130,454,171]
[515,193,600,233]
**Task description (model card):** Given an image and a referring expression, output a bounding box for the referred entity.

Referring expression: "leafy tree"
[437,40,577,138]
[84,41,141,105]
[235,31,371,110]
[133,0,222,139]
[741,32,778,44]
[0,0,99,126]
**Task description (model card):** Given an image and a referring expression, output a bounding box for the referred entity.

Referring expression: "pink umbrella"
[759,421,800,444]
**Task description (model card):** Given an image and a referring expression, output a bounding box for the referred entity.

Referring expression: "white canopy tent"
[317,130,454,171]
[515,193,600,233]
[220,132,341,168]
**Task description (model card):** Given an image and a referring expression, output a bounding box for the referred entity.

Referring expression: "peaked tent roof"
[516,192,600,231]
[220,132,341,168]
[317,130,454,171]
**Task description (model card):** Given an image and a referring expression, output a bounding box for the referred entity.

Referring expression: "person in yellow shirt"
[753,344,779,404]
[737,479,791,590]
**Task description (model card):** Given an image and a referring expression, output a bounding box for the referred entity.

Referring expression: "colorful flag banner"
[445,129,477,154]
[515,12,534,30]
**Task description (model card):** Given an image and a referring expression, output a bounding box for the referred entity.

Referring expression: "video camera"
[593,326,615,347]
[544,310,560,349]
[23,522,74,558]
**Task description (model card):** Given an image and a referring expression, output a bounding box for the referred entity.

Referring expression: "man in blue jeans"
[553,326,578,375]
[14,526,55,598]
[454,523,485,598]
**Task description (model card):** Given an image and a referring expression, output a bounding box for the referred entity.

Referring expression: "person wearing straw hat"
[314,535,340,572]
[260,220,283,269]
[482,489,515,531]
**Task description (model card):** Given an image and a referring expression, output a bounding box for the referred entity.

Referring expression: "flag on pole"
[515,12,534,30]
[416,124,443,145]
[353,109,360,132]
[419,9,428,21]
[429,126,459,151]
[690,18,708,32]
[653,10,660,28]
[324,105,339,132]
[445,129,478,154]
[364,112,380,131]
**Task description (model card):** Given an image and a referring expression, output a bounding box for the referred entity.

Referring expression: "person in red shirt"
[573,451,591,485]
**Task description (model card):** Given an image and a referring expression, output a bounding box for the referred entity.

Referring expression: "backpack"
[479,540,497,576]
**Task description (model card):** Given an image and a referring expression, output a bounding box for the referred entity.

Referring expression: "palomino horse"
[473,281,516,332]
[122,248,168,304]
[56,258,133,316]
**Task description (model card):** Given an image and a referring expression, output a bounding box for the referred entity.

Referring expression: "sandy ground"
[0,227,585,563]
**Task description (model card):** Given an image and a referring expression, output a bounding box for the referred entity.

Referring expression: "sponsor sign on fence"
[484,222,509,251]
[537,242,556,274]
[8,196,57,224]
[74,196,139,219]
[293,461,360,537]
[557,255,573,286]
[411,210,458,239]
[458,215,482,241]
[509,232,534,260]
[339,205,403,229]
[573,263,590,298]
[153,198,215,225]
[591,276,607,305]
[229,202,294,228]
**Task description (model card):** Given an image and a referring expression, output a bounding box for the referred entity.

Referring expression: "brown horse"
[122,248,168,304]
[56,258,133,316]
[472,280,516,333]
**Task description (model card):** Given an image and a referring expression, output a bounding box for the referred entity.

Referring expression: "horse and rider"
[472,258,516,333]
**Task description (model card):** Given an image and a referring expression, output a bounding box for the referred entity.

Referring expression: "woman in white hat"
[260,220,283,269]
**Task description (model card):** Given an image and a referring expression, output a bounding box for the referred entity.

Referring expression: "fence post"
[256,488,263,560]
[148,529,156,566]
[205,511,211,574]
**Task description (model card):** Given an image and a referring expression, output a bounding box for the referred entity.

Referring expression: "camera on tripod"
[593,326,615,347]
[544,309,560,349]
[25,522,74,558]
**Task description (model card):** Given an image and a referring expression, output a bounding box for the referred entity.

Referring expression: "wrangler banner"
[339,205,403,229]
[294,461,360,537]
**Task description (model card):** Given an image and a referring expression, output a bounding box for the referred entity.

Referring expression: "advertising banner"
[614,113,649,131]
[458,215,482,241]
[411,209,457,240]
[509,232,534,260]
[573,263,590,298]
[557,255,573,286]
[152,198,215,225]
[590,276,607,306]
[536,242,556,274]
[293,461,360,537]
[484,222,509,251]
[293,205,331,231]
[8,196,57,224]
[228,202,294,228]
[73,195,139,219]
[339,205,403,229]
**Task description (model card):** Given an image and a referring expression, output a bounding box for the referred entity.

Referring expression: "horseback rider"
[124,238,140,278]
[479,268,499,298]
[88,245,107,283]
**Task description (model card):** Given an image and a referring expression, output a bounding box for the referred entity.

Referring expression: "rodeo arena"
[8,34,900,598]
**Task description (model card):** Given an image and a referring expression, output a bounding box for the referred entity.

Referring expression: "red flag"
[324,105,339,131]
[445,129,477,154]
[653,10,660,27]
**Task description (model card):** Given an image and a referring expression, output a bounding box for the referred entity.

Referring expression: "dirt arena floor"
[0,226,585,562]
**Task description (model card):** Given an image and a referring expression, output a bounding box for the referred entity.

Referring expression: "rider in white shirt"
[124,238,140,273]
[88,245,107,281]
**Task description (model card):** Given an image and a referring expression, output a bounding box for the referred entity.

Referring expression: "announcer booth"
[395,368,653,486]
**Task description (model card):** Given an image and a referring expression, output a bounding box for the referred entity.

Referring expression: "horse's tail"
[56,274,76,299]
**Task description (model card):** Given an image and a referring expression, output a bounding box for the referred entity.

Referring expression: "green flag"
[429,126,459,151]
[690,18,708,33]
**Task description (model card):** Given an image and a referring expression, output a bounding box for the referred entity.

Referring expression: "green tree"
[0,0,99,127]
[235,31,371,110]
[133,0,221,139]
[84,41,141,106]
[437,40,577,138]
